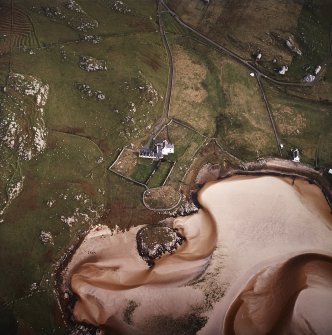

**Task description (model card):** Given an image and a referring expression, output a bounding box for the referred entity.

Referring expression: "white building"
[291,148,300,162]
[161,140,174,155]
[314,65,321,75]
[139,139,174,160]
[278,65,289,75]
[304,74,316,82]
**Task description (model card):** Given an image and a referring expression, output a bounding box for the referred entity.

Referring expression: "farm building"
[291,148,300,162]
[139,140,174,160]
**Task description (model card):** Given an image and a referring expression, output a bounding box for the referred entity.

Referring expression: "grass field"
[215,58,277,161]
[167,0,332,82]
[166,36,220,137]
[263,80,332,167]
[0,0,167,333]
[148,160,173,188]
[326,63,332,82]
[165,122,206,189]
[143,185,181,209]
[131,158,157,183]
[163,12,278,161]
[287,0,331,79]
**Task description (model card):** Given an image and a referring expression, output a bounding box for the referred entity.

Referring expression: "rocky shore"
[136,223,184,267]
[56,158,331,335]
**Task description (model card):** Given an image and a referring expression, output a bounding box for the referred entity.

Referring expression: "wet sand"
[67,210,216,333]
[66,176,332,334]
[223,253,332,335]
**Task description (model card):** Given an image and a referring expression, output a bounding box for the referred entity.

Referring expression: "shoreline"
[224,252,332,335]
[55,158,332,333]
[196,174,332,335]
[200,250,332,335]
[195,158,332,210]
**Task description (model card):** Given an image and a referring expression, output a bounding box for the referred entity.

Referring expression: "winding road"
[160,0,313,88]
[158,1,173,119]
[116,1,330,194]
[158,0,288,156]
[149,0,174,142]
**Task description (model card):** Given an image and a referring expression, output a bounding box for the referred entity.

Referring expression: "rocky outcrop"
[40,231,54,245]
[75,82,106,100]
[42,1,98,32]
[79,56,107,72]
[0,73,49,160]
[285,36,302,55]
[112,1,131,14]
[136,224,184,267]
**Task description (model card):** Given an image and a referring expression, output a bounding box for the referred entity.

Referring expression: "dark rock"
[136,224,184,266]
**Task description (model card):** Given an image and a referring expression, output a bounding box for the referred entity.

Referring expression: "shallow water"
[67,176,332,334]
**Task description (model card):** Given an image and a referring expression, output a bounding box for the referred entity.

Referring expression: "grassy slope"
[167,0,332,82]
[263,81,332,166]
[287,0,331,79]
[148,161,172,188]
[167,34,219,137]
[163,13,277,162]
[216,59,277,161]
[0,0,166,333]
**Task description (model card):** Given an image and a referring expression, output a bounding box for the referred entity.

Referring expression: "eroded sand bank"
[223,253,332,335]
[66,210,216,334]
[66,176,332,334]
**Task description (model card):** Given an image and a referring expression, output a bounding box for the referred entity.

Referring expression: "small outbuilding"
[314,65,321,75]
[304,74,315,82]
[291,148,300,162]
[278,65,288,75]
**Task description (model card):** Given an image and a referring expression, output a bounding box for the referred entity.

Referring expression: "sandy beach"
[65,175,332,334]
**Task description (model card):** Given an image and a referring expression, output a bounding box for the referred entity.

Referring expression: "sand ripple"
[66,176,332,334]
[224,253,332,335]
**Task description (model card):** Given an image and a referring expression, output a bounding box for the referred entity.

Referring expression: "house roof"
[139,139,174,159]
